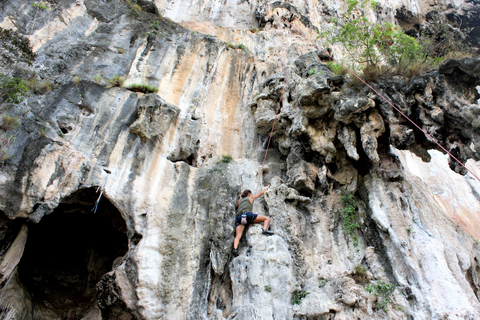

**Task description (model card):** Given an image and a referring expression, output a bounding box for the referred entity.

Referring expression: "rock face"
[1,0,480,319]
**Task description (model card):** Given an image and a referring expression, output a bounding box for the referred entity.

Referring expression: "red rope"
[255,30,287,193]
[292,26,480,182]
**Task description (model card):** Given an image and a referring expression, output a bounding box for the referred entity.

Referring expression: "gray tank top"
[237,197,253,214]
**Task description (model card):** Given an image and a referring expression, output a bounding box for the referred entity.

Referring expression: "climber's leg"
[233,224,245,250]
[253,215,273,234]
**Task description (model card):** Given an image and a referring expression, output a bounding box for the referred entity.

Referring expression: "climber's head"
[241,190,252,198]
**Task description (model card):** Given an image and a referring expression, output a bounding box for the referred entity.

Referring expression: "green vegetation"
[319,278,328,287]
[150,19,162,31]
[107,75,125,87]
[321,0,419,69]
[73,76,81,86]
[126,0,142,15]
[320,0,474,80]
[0,76,28,104]
[126,83,158,93]
[31,1,49,10]
[365,281,396,313]
[1,115,20,131]
[291,289,309,304]
[264,285,272,292]
[309,68,316,75]
[249,27,263,33]
[57,130,65,139]
[0,27,37,66]
[341,193,360,247]
[225,42,249,52]
[208,167,222,173]
[219,154,233,163]
[0,115,20,164]
[326,61,347,76]
[118,47,125,54]
[351,264,369,285]
[93,74,103,85]
[26,78,51,94]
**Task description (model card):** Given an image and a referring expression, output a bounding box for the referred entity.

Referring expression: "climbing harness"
[255,28,288,193]
[412,217,435,238]
[290,25,480,183]
[91,168,111,213]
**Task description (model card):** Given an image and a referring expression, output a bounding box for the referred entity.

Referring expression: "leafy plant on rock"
[365,281,396,313]
[126,83,158,93]
[320,0,421,72]
[107,75,125,87]
[291,289,309,305]
[0,76,29,104]
[218,154,233,163]
[0,27,37,67]
[341,193,360,247]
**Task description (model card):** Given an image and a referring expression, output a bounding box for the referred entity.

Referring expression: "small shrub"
[219,154,233,163]
[31,2,49,10]
[264,285,272,292]
[341,193,360,247]
[1,115,20,131]
[237,44,248,51]
[225,43,249,51]
[57,130,65,138]
[0,27,37,66]
[309,68,316,75]
[291,289,309,305]
[26,78,51,94]
[319,278,328,287]
[351,264,369,285]
[365,281,396,313]
[326,61,347,76]
[208,167,222,173]
[93,74,103,85]
[117,47,125,54]
[150,20,161,31]
[0,76,29,104]
[126,83,158,93]
[126,0,142,15]
[249,27,263,33]
[107,75,125,87]
[73,76,81,86]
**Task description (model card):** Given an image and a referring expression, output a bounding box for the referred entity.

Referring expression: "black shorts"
[235,212,258,226]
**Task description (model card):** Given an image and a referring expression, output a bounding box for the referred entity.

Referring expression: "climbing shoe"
[262,229,274,236]
[232,248,239,256]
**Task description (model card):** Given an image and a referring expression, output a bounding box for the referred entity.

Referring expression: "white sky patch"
[477,85,480,104]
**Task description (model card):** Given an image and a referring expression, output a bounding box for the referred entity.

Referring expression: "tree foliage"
[0,27,37,67]
[321,0,420,69]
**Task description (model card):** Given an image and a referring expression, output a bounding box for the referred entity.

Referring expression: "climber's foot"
[232,248,239,256]
[262,229,274,236]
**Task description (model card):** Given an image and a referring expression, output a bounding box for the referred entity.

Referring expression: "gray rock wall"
[0,0,480,319]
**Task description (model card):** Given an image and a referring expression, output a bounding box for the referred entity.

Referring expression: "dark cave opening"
[18,187,128,318]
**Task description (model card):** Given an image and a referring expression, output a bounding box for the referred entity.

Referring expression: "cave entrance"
[18,187,128,319]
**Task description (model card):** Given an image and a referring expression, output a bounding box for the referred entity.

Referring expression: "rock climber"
[232,186,274,256]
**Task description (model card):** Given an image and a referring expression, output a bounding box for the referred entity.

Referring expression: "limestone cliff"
[0,0,480,319]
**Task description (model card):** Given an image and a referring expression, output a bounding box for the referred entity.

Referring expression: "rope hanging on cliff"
[291,25,480,183]
[255,29,288,193]
[91,169,111,213]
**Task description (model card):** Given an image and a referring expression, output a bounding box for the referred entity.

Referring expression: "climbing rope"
[290,25,480,183]
[91,169,111,213]
[412,217,435,238]
[255,29,288,194]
